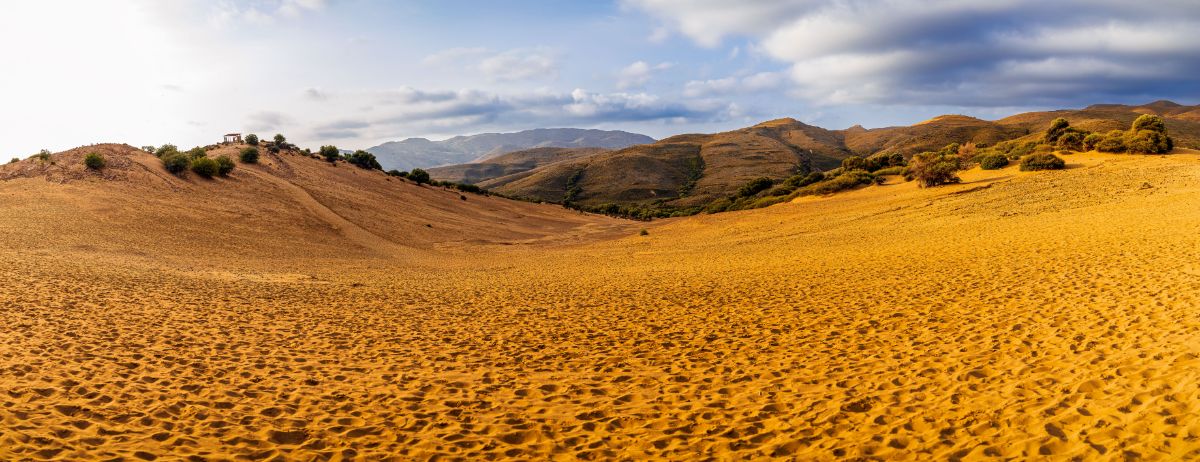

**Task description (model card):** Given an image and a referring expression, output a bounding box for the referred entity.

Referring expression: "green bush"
[455,183,483,194]
[274,134,287,145]
[979,154,1009,170]
[1131,114,1166,133]
[873,166,905,176]
[704,197,733,214]
[191,156,219,177]
[1095,130,1127,153]
[736,177,774,197]
[83,152,105,170]
[186,147,207,159]
[1126,129,1172,154]
[239,147,259,163]
[1057,131,1085,152]
[319,145,340,162]
[8,158,16,164]
[1083,133,1103,151]
[386,169,407,178]
[1020,153,1065,171]
[162,153,190,175]
[346,150,382,170]
[841,156,865,171]
[155,144,178,158]
[408,168,431,185]
[796,170,876,195]
[907,152,961,187]
[1045,118,1070,143]
[245,134,259,146]
[215,155,235,176]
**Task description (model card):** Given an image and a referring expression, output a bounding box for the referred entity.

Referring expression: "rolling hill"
[365,128,654,171]
[484,101,1200,212]
[426,147,608,184]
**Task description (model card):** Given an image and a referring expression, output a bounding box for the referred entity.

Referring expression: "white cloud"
[617,61,674,90]
[479,48,561,81]
[627,0,1200,106]
[683,71,784,98]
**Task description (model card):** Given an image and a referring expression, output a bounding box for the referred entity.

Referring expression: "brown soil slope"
[3,148,1200,460]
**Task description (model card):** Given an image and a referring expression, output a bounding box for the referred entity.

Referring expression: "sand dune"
[3,148,1200,459]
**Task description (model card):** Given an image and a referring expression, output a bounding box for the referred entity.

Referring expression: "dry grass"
[3,147,1200,460]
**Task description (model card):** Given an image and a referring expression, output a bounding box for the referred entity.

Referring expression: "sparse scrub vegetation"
[346,150,382,170]
[191,156,219,178]
[162,152,190,175]
[408,168,431,185]
[83,152,105,170]
[155,144,179,158]
[239,147,259,164]
[319,145,340,162]
[215,155,235,176]
[906,145,963,187]
[736,177,774,197]
[1020,153,1065,171]
[245,134,259,146]
[979,154,1009,170]
[186,147,207,159]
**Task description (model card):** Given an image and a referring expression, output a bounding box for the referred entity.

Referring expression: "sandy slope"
[3,148,1200,460]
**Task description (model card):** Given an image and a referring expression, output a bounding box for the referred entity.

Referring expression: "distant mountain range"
[364,128,655,171]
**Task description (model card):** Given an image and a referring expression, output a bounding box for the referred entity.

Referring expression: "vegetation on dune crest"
[215,155,235,176]
[346,150,382,170]
[239,147,259,164]
[408,168,431,185]
[245,134,259,146]
[1020,153,1066,171]
[319,145,340,163]
[191,156,219,178]
[979,154,1009,170]
[162,152,190,175]
[83,152,105,170]
[907,145,962,187]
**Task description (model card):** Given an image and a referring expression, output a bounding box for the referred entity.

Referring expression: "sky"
[2,0,1199,156]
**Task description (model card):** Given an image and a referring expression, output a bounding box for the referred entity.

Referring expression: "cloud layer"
[627,0,1200,106]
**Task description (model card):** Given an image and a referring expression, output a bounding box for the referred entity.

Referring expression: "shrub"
[1131,114,1166,133]
[34,149,52,162]
[245,134,259,146]
[1095,130,1127,153]
[215,155,235,176]
[8,158,16,164]
[1057,131,1085,152]
[737,177,774,197]
[191,156,219,177]
[346,150,382,170]
[186,147,207,159]
[83,152,105,170]
[1126,129,1172,154]
[640,229,649,236]
[239,147,259,164]
[1020,153,1065,171]
[907,152,961,187]
[319,145,340,162]
[873,166,905,176]
[455,183,483,194]
[274,134,287,145]
[979,154,1009,170]
[1045,118,1070,143]
[140,146,155,153]
[155,144,178,157]
[1083,133,1103,151]
[841,156,865,171]
[162,153,191,175]
[704,197,733,214]
[811,170,875,194]
[784,171,825,188]
[408,168,431,185]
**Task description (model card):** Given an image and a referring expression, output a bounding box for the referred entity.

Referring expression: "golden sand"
[3,148,1200,460]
